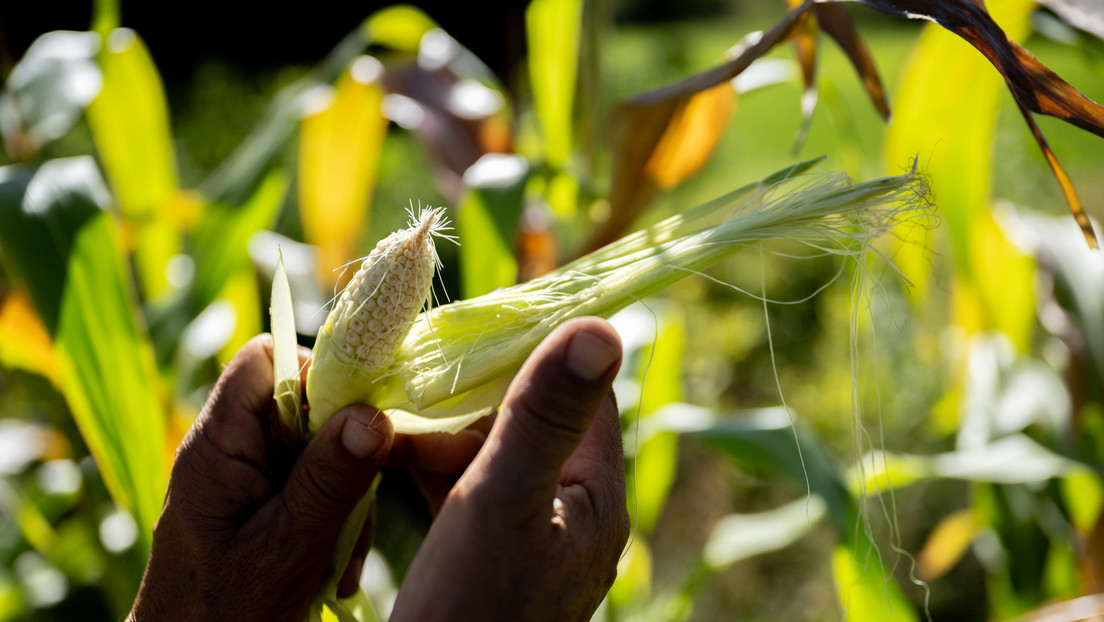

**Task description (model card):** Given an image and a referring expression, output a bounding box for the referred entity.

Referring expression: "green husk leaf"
[271,249,303,439]
[361,160,930,434]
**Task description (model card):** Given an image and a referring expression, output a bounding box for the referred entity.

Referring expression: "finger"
[336,495,376,599]
[387,429,485,472]
[187,335,279,469]
[277,404,393,539]
[412,470,461,515]
[558,393,629,545]
[479,317,622,499]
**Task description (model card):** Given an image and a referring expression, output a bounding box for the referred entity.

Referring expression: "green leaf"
[526,0,583,168]
[704,495,826,569]
[457,154,528,299]
[624,304,684,536]
[86,28,178,220]
[646,403,858,537]
[271,250,303,439]
[832,541,919,622]
[366,5,437,53]
[0,157,166,554]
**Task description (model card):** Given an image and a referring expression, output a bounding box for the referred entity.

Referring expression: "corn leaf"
[86,28,182,300]
[201,21,375,206]
[365,5,437,53]
[0,290,58,383]
[915,508,977,581]
[849,0,1104,247]
[527,0,583,169]
[813,3,890,120]
[86,29,178,220]
[704,495,827,569]
[623,305,684,537]
[832,541,919,622]
[298,56,388,286]
[0,157,166,554]
[585,1,815,254]
[457,154,528,298]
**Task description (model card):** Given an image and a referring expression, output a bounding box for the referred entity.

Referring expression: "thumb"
[485,317,622,495]
[279,405,393,538]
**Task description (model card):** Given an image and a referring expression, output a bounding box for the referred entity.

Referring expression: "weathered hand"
[390,316,630,621]
[128,335,393,622]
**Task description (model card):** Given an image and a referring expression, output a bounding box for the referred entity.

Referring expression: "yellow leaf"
[299,56,389,287]
[916,508,977,581]
[0,290,58,383]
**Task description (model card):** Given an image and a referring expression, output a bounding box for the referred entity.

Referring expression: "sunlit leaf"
[832,541,919,622]
[625,305,684,537]
[705,495,826,569]
[915,508,977,581]
[366,5,437,53]
[586,0,815,254]
[457,154,527,298]
[527,0,583,169]
[851,0,1104,246]
[0,290,58,383]
[86,28,178,220]
[608,533,652,609]
[0,157,166,554]
[0,31,102,161]
[298,56,388,286]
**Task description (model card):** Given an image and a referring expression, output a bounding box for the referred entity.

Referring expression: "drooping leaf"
[849,0,1104,246]
[787,0,819,151]
[587,0,815,254]
[0,157,166,554]
[298,56,388,286]
[813,3,890,120]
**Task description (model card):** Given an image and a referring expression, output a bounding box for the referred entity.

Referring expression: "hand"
[390,316,630,622]
[128,335,394,622]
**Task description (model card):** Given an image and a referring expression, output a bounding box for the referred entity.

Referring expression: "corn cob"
[305,205,454,433]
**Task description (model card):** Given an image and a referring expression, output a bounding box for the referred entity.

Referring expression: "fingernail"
[566,329,620,381]
[342,417,383,459]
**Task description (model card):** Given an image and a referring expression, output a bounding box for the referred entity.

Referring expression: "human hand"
[128,335,394,622]
[390,316,630,621]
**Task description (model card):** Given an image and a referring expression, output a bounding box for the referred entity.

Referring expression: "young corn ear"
[305,205,453,433]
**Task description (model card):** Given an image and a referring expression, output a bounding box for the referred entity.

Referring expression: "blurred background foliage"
[0,0,1103,620]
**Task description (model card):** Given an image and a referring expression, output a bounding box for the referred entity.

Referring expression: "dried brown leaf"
[848,0,1104,246]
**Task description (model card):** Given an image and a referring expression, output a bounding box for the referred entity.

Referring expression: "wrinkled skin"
[129,317,629,622]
